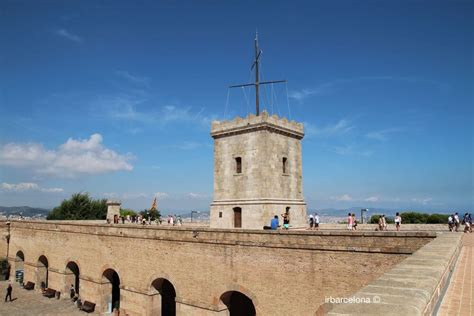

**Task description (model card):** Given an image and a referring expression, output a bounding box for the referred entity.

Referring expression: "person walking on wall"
[395,212,402,231]
[454,212,460,232]
[352,214,358,230]
[314,213,320,231]
[448,214,454,232]
[5,282,12,302]
[308,214,314,230]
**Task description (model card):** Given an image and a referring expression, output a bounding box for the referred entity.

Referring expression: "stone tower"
[210,111,307,229]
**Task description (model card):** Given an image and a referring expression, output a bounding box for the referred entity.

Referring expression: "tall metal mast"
[230,32,286,116]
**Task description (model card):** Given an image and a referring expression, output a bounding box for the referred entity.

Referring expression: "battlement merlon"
[211,111,304,140]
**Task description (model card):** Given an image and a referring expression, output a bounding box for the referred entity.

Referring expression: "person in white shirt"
[314,213,320,231]
[394,212,401,231]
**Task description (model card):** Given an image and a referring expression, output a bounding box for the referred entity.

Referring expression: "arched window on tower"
[282,157,288,174]
[235,157,242,174]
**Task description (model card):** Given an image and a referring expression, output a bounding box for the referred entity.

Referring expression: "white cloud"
[187,192,210,200]
[365,196,379,202]
[154,192,169,199]
[366,128,404,141]
[411,197,432,205]
[305,119,354,138]
[0,134,133,177]
[55,29,83,43]
[331,194,353,201]
[333,145,373,157]
[1,182,63,193]
[115,70,150,86]
[103,97,211,127]
[289,76,448,102]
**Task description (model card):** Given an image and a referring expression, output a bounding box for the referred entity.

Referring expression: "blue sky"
[0,1,472,213]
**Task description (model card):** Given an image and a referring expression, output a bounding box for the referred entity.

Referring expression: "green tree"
[140,208,161,220]
[120,209,137,217]
[47,193,107,220]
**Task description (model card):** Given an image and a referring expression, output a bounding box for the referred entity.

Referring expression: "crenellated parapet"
[211,111,304,139]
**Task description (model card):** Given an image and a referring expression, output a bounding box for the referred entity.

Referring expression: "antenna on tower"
[229,32,286,116]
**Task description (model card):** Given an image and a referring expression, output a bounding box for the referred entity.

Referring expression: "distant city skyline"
[1,1,472,212]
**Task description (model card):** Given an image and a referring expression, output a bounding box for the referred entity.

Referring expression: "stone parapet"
[210,111,304,139]
[325,232,463,316]
[4,220,435,255]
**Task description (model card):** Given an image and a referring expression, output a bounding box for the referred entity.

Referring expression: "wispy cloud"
[366,127,404,141]
[154,192,169,199]
[365,196,379,202]
[330,194,353,201]
[411,197,433,205]
[304,119,354,138]
[115,70,150,87]
[1,182,63,193]
[0,134,133,177]
[187,192,210,200]
[290,76,448,102]
[55,28,83,43]
[333,145,373,157]
[103,97,212,127]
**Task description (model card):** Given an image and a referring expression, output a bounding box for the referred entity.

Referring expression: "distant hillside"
[0,206,50,217]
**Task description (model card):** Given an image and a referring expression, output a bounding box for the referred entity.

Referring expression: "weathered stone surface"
[328,232,463,316]
[0,220,435,316]
[210,111,307,229]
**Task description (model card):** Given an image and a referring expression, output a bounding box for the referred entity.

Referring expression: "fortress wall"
[0,222,8,258]
[4,221,435,315]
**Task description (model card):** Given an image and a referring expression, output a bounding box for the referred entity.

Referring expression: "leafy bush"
[426,214,450,224]
[120,209,137,217]
[371,212,450,224]
[47,193,107,220]
[369,215,394,224]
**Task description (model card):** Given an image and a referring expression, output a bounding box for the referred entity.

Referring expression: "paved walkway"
[0,281,93,316]
[438,232,474,316]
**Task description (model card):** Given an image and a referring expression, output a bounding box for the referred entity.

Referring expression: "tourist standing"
[378,215,384,231]
[4,282,12,302]
[395,212,402,231]
[314,213,320,231]
[347,213,353,230]
[70,284,75,299]
[308,214,314,230]
[382,215,387,231]
[282,212,290,230]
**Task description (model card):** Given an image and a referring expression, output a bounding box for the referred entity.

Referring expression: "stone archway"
[37,255,49,289]
[14,251,24,283]
[65,261,80,296]
[101,269,120,313]
[220,291,256,316]
[150,278,176,316]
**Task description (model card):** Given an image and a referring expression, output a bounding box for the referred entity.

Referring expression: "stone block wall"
[2,220,435,315]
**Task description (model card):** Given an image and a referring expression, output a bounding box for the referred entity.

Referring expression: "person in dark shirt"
[5,283,12,302]
[271,215,279,230]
